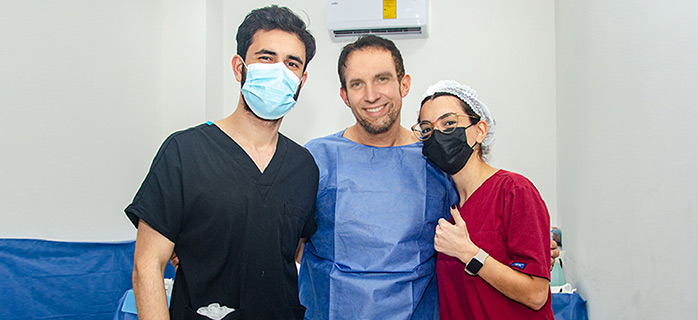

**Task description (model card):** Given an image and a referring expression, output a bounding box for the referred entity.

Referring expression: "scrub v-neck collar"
[205,122,287,199]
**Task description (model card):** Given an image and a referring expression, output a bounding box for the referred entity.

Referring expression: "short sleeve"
[300,209,317,239]
[503,180,551,280]
[124,135,184,243]
[300,160,319,239]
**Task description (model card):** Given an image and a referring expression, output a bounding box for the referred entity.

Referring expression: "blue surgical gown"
[299,131,457,320]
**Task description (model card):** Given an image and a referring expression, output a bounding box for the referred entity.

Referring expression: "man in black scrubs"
[125,6,318,319]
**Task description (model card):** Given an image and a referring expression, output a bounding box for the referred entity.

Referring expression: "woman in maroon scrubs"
[412,80,554,320]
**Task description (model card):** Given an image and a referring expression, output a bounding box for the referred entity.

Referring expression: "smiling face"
[339,48,410,135]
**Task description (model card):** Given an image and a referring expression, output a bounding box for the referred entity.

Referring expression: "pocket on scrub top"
[280,203,309,261]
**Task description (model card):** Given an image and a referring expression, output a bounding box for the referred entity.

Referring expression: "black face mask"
[422,126,475,175]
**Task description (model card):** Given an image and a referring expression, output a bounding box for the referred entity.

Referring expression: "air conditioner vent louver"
[333,27,423,37]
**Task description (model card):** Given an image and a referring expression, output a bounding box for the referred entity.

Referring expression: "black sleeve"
[300,157,319,239]
[124,134,184,243]
[300,204,317,239]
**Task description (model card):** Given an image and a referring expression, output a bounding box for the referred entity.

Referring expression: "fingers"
[550,239,560,259]
[169,252,180,271]
[450,204,465,226]
[434,225,444,253]
[549,239,560,271]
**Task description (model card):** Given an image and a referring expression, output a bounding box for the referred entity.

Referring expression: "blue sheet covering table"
[552,292,588,320]
[0,239,135,320]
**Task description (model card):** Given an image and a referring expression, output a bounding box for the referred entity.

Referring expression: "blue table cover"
[552,292,588,320]
[0,239,135,320]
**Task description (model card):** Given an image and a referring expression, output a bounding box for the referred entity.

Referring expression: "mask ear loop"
[462,123,479,150]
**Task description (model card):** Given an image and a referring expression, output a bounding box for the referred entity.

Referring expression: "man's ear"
[339,87,351,108]
[400,74,412,98]
[293,71,308,101]
[231,55,245,82]
[298,71,308,90]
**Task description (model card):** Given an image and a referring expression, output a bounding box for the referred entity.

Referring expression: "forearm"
[476,256,549,310]
[132,261,170,320]
[133,220,175,320]
[434,209,550,310]
[295,238,307,264]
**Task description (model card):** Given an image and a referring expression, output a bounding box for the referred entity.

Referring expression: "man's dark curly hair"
[236,5,316,70]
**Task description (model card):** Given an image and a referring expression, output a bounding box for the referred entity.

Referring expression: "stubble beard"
[353,104,400,135]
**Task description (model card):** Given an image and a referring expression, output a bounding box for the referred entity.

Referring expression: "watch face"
[466,259,483,275]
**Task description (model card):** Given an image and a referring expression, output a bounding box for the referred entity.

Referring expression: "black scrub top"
[125,123,318,320]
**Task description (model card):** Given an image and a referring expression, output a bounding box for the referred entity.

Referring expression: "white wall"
[0,0,164,241]
[0,0,227,241]
[556,0,698,318]
[0,0,558,249]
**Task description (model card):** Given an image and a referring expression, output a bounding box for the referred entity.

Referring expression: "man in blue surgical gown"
[298,35,457,319]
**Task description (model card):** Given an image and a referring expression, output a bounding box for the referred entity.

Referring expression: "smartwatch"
[464,249,489,276]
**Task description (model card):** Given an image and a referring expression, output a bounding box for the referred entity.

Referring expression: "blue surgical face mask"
[241,61,301,120]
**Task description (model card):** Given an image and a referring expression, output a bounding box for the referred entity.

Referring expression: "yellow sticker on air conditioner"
[383,0,397,19]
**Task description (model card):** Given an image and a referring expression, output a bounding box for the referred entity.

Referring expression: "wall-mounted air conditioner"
[327,0,428,41]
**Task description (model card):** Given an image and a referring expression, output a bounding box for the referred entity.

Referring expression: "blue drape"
[552,292,588,320]
[0,239,135,320]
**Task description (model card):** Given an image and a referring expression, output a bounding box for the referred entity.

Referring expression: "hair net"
[421,80,496,149]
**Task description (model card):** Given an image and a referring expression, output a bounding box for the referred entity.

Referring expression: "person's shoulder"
[497,169,531,182]
[278,133,319,178]
[495,170,539,192]
[164,123,210,144]
[304,131,348,155]
[279,133,313,160]
[496,170,548,216]
[305,131,345,147]
[152,124,216,160]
